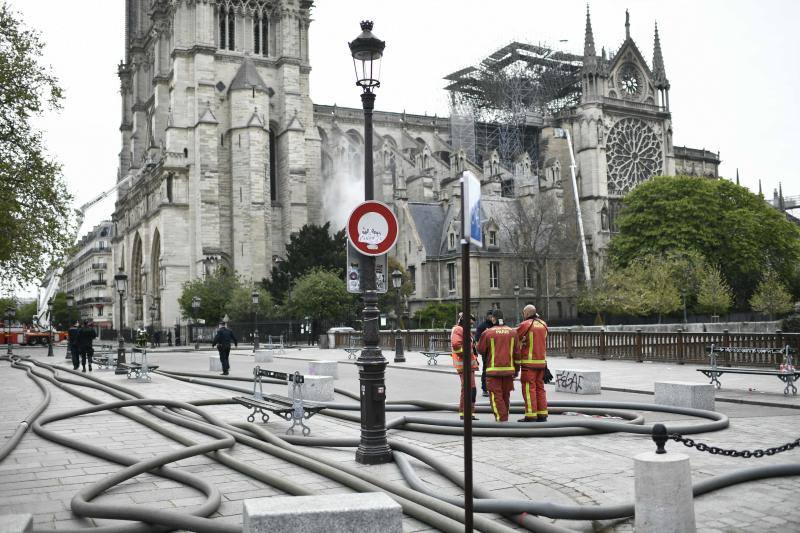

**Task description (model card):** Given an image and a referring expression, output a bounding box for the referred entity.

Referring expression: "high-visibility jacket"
[476,325,517,376]
[515,317,548,369]
[450,324,478,372]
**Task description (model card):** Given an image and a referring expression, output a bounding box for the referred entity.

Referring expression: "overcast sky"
[8,0,800,249]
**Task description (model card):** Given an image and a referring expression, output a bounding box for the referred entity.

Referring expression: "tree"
[16,300,36,325]
[265,223,347,303]
[749,269,794,319]
[284,269,357,323]
[378,257,414,327]
[695,265,733,316]
[48,292,70,330]
[178,269,240,324]
[0,5,73,289]
[608,176,800,305]
[225,286,273,324]
[414,302,459,329]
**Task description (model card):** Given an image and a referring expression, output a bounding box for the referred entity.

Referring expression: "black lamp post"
[350,20,391,465]
[114,267,128,374]
[5,306,14,356]
[149,303,157,347]
[46,299,54,357]
[64,294,74,360]
[391,269,405,363]
[514,284,520,325]
[251,289,260,351]
[191,296,201,350]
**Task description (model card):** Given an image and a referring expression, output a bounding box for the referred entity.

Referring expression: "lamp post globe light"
[114,267,128,374]
[191,296,201,350]
[514,284,520,325]
[349,20,392,465]
[391,269,405,363]
[46,299,54,357]
[64,294,74,360]
[5,306,14,356]
[251,289,260,351]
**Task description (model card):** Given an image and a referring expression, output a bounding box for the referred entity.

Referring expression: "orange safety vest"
[450,324,478,372]
[514,317,548,369]
[476,325,517,376]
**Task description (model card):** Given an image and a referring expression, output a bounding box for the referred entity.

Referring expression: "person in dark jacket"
[77,320,97,372]
[68,321,81,370]
[475,310,496,397]
[211,322,237,375]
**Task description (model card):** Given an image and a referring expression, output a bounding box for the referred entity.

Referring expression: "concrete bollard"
[0,514,33,533]
[654,381,714,411]
[634,451,696,533]
[292,375,334,402]
[308,360,338,379]
[554,369,601,394]
[243,493,402,533]
[254,351,274,363]
[209,356,222,372]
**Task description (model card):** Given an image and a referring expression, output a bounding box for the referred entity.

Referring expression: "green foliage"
[265,223,347,303]
[48,292,72,330]
[608,176,800,304]
[15,300,36,325]
[414,302,459,329]
[284,269,357,322]
[749,269,794,319]
[0,296,16,314]
[695,265,733,316]
[781,314,800,333]
[0,5,73,289]
[225,286,273,324]
[178,269,240,324]
[377,257,414,327]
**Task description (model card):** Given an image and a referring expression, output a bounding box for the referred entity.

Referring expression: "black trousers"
[71,347,80,369]
[78,348,93,369]
[218,346,231,372]
[481,353,489,392]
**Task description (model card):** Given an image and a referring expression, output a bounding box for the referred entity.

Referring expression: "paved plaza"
[1,343,799,532]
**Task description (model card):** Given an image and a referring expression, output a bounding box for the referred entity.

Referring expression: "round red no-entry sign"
[347,201,398,256]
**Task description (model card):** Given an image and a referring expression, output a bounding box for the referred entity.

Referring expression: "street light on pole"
[514,284,520,325]
[4,306,14,356]
[391,269,405,363]
[65,294,74,360]
[349,20,392,465]
[114,267,128,374]
[251,289,260,351]
[149,303,157,347]
[46,299,54,357]
[191,296,201,350]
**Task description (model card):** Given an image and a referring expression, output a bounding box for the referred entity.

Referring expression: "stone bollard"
[243,493,402,533]
[292,375,334,402]
[635,425,696,533]
[554,369,601,394]
[309,360,338,379]
[654,381,714,411]
[0,514,33,533]
[209,356,222,372]
[254,350,274,363]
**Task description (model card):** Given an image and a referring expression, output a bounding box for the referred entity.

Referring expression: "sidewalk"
[2,345,799,532]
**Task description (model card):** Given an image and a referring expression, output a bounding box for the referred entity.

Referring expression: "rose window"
[605,118,663,194]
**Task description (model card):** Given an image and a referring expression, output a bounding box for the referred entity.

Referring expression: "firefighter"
[515,304,549,422]
[450,312,478,420]
[476,310,517,422]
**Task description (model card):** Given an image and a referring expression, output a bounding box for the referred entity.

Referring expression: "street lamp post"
[114,267,128,374]
[251,290,260,351]
[192,296,201,350]
[149,303,157,347]
[349,20,392,465]
[4,306,14,356]
[46,299,54,357]
[514,284,520,325]
[64,294,74,360]
[391,270,405,363]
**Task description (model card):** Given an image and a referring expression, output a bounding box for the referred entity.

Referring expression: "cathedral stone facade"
[111,1,719,329]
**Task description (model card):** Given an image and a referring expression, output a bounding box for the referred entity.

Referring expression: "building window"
[555,268,562,291]
[524,262,535,288]
[97,305,104,317]
[449,233,455,249]
[447,263,456,291]
[489,230,497,247]
[557,301,563,319]
[254,13,269,55]
[408,265,416,293]
[219,7,235,50]
[269,129,277,201]
[489,261,500,289]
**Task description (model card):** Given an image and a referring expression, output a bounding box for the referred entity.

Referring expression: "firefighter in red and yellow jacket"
[450,312,478,420]
[515,304,549,422]
[476,311,517,422]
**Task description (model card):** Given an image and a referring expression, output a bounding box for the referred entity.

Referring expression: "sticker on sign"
[347,201,398,256]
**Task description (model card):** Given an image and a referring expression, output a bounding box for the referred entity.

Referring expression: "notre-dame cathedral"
[111,0,719,330]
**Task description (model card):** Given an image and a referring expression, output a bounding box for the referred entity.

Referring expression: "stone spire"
[758,179,763,198]
[779,182,785,211]
[652,22,669,88]
[584,5,596,57]
[625,9,631,40]
[736,168,740,186]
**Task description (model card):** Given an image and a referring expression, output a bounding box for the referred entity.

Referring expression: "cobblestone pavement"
[1,344,798,532]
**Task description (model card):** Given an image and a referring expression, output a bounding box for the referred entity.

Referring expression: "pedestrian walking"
[450,312,478,420]
[476,311,517,422]
[68,321,80,370]
[515,304,549,422]
[475,310,496,398]
[212,321,237,376]
[77,319,97,373]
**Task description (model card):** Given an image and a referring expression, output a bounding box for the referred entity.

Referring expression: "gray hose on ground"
[0,356,51,461]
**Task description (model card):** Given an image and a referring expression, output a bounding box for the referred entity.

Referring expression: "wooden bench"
[696,344,799,395]
[233,367,325,436]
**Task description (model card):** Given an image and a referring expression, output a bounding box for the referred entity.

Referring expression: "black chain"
[669,434,800,458]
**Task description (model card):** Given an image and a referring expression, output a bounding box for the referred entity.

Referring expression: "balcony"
[91,263,107,270]
[90,280,107,287]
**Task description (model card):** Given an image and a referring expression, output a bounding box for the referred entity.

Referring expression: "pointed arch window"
[254,13,268,56]
[269,128,277,202]
[219,6,235,51]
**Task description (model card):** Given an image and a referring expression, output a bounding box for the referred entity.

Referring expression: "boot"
[82,366,86,373]
[537,415,548,422]
[89,365,92,372]
[518,417,538,423]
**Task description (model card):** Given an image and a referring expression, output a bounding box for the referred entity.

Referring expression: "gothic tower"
[112,0,319,330]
